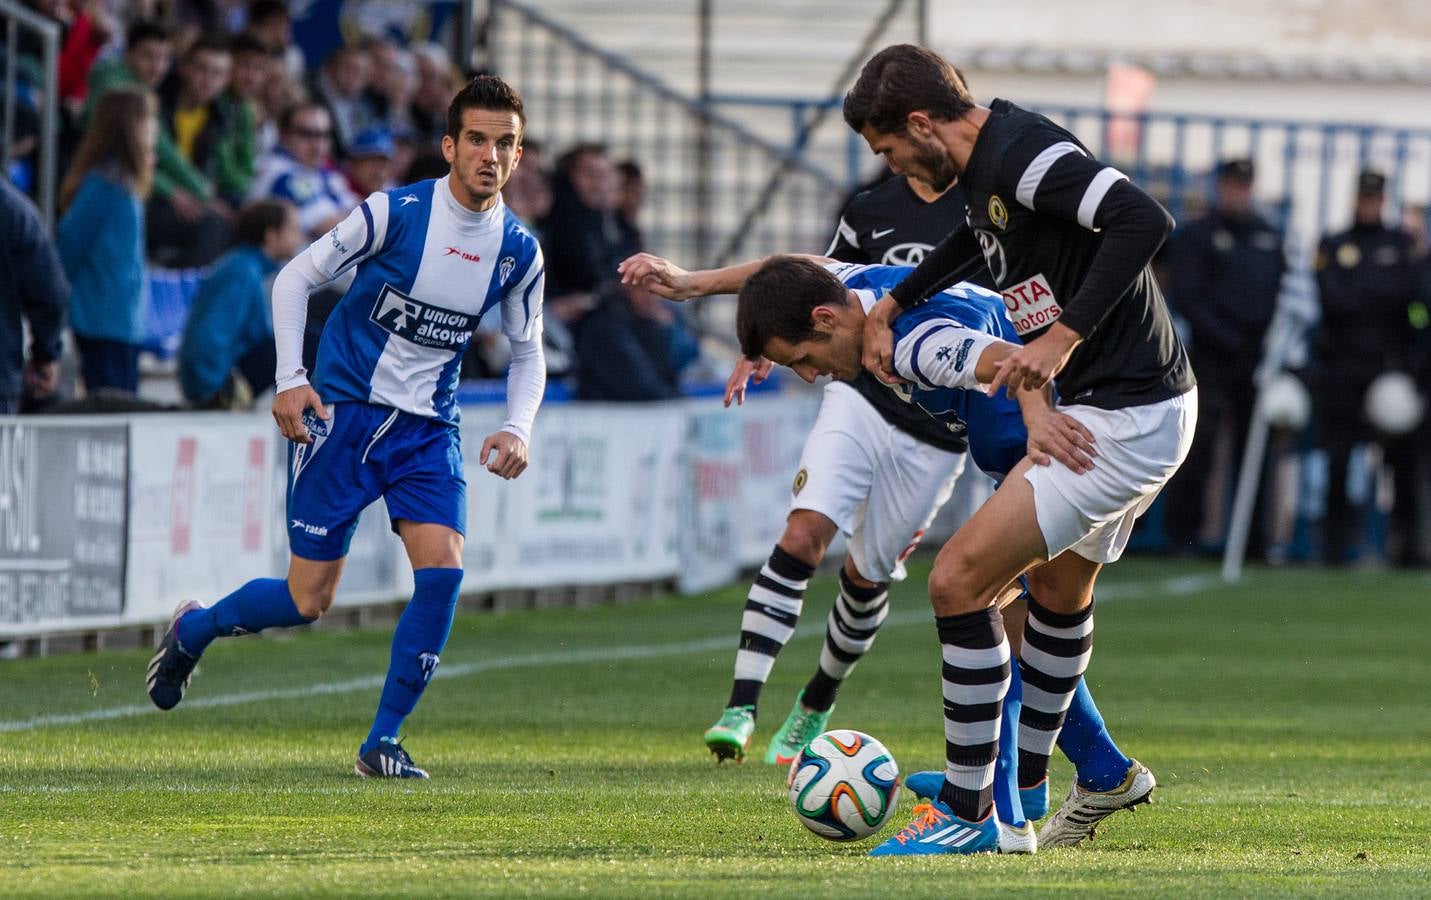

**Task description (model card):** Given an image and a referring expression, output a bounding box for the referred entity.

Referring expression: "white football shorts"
[1024,388,1198,564]
[790,381,967,582]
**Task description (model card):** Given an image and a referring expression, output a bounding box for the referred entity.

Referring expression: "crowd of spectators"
[2,0,701,416]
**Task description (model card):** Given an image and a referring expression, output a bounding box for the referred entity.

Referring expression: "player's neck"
[936,106,990,173]
[906,177,948,204]
[444,172,500,214]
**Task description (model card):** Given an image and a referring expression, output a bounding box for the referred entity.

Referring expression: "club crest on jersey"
[988,195,1009,230]
[370,284,474,350]
[792,468,808,495]
[498,256,516,285]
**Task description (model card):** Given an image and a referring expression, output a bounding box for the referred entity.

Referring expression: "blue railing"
[709,94,1431,249]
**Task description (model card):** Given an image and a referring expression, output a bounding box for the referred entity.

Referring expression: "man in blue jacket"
[178,200,303,408]
[0,181,67,414]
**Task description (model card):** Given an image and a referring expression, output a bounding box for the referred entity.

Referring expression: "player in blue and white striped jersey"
[147,76,547,780]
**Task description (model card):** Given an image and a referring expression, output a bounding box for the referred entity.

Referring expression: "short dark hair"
[843,44,974,136]
[279,101,326,133]
[126,20,168,49]
[736,257,849,359]
[229,33,271,59]
[556,142,607,177]
[446,75,525,139]
[617,159,643,183]
[247,0,290,26]
[184,34,232,63]
[236,199,292,246]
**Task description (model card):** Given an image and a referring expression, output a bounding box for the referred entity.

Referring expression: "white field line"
[0,573,1227,734]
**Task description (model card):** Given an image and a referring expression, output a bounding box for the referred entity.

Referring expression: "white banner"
[126,415,277,625]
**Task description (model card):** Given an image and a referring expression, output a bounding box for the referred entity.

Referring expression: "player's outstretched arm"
[617,252,835,301]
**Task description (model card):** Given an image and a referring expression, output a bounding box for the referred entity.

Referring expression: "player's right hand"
[616,252,695,301]
[861,293,902,384]
[724,356,774,407]
[1023,408,1097,474]
[272,385,328,445]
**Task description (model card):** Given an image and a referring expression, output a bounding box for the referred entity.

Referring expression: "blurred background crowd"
[4,0,1431,569]
[2,0,704,421]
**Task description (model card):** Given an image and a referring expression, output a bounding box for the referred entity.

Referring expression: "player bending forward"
[146,76,547,779]
[624,251,1155,851]
[843,46,1196,856]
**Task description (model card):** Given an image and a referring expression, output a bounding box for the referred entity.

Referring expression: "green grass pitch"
[1,559,1428,897]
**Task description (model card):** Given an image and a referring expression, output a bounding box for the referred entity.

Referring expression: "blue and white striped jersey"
[307,175,544,426]
[826,262,1027,480]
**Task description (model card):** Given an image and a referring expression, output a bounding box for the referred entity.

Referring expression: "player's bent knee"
[841,556,885,591]
[289,590,333,621]
[779,511,837,569]
[927,551,989,615]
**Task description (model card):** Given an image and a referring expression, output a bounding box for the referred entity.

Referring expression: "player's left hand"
[987,323,1082,396]
[861,293,903,384]
[480,430,528,479]
[616,252,696,301]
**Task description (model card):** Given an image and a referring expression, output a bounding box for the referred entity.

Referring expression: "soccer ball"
[786,729,900,841]
[1365,371,1424,436]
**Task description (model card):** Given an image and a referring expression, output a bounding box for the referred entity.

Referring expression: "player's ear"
[810,306,839,334]
[906,110,934,138]
[440,134,456,165]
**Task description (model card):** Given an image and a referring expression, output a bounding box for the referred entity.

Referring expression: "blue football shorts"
[285,401,467,560]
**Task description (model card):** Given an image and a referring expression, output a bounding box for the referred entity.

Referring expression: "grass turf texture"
[1,559,1428,898]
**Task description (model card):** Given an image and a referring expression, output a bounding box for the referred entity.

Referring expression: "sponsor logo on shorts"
[1001,273,1062,335]
[370,284,474,350]
[290,518,329,536]
[792,467,808,495]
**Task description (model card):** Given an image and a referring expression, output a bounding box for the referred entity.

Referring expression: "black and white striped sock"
[1016,595,1094,789]
[802,569,889,712]
[727,546,815,712]
[935,607,1011,822]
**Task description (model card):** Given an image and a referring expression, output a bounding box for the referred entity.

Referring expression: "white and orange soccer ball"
[786,729,900,841]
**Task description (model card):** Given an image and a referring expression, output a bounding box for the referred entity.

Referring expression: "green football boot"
[763,691,833,766]
[704,705,756,763]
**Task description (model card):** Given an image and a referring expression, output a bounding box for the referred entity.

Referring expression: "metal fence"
[713,93,1431,250]
[485,0,849,272]
[0,0,59,226]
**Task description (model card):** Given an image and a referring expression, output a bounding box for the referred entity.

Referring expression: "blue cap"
[347,127,395,160]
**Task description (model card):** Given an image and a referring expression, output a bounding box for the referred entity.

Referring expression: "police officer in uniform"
[1162,158,1286,553]
[1313,170,1421,564]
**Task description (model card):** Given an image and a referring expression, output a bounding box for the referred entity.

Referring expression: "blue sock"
[361,567,463,755]
[1057,678,1133,792]
[992,660,1027,827]
[176,577,313,657]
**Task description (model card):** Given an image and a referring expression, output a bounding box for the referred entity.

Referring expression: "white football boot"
[997,819,1038,854]
[1037,759,1156,848]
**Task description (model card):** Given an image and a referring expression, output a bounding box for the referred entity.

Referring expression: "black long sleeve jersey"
[890,99,1195,410]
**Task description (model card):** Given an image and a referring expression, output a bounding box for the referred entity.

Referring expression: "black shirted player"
[840,45,1193,855]
[827,173,987,454]
[828,172,979,272]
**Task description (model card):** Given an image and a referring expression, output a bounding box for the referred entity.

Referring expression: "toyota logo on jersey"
[881,242,933,266]
[370,285,474,350]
